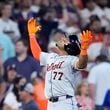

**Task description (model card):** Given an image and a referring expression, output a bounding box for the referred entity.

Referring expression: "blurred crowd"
[0,0,110,110]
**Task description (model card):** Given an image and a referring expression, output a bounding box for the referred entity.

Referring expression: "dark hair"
[38,6,49,18]
[89,15,100,24]
[16,38,29,47]
[13,76,25,102]
[64,34,81,56]
[95,55,108,62]
[0,1,12,17]
[0,76,5,83]
[0,1,12,10]
[38,6,55,18]
[85,0,94,4]
[14,75,23,85]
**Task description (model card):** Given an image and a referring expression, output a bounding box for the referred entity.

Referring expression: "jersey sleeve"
[70,56,79,69]
[40,52,49,66]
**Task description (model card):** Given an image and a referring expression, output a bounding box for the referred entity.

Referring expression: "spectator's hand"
[80,30,94,50]
[28,17,41,36]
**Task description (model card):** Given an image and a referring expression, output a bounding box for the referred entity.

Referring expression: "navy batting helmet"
[64,34,81,56]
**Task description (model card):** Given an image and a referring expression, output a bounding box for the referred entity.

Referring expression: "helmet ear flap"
[64,43,81,56]
[64,34,81,56]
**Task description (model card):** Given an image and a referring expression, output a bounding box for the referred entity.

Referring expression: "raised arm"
[27,17,42,61]
[76,30,94,69]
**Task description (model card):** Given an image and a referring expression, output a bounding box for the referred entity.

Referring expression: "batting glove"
[28,17,41,37]
[80,30,94,55]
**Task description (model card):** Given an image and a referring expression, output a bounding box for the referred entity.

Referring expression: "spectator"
[38,7,58,42]
[13,0,36,38]
[0,77,8,110]
[88,55,110,110]
[58,12,80,34]
[19,83,39,110]
[0,2,20,43]
[20,0,32,18]
[103,89,110,110]
[87,15,104,61]
[0,44,4,76]
[0,33,15,62]
[80,0,104,27]
[31,67,48,110]
[53,1,81,34]
[30,0,41,13]
[96,0,110,28]
[76,80,94,110]
[72,0,84,9]
[5,64,17,85]
[3,76,26,110]
[3,64,19,95]
[4,39,41,81]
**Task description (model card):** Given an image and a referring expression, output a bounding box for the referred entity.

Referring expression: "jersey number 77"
[53,71,63,80]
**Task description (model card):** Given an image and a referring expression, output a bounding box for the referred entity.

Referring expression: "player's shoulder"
[66,55,78,59]
[48,52,58,58]
[42,52,58,58]
[58,55,78,64]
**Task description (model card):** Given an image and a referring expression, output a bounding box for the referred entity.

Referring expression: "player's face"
[56,37,70,50]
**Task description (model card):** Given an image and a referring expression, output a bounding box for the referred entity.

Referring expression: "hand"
[28,17,41,36]
[80,30,94,50]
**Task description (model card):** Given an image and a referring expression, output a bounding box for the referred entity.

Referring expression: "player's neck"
[59,50,68,56]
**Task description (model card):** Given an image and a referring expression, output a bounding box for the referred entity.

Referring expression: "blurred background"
[0,0,110,110]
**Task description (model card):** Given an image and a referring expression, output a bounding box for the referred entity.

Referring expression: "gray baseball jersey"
[40,52,79,99]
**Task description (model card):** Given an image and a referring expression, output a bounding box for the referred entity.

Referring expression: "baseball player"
[27,17,93,110]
